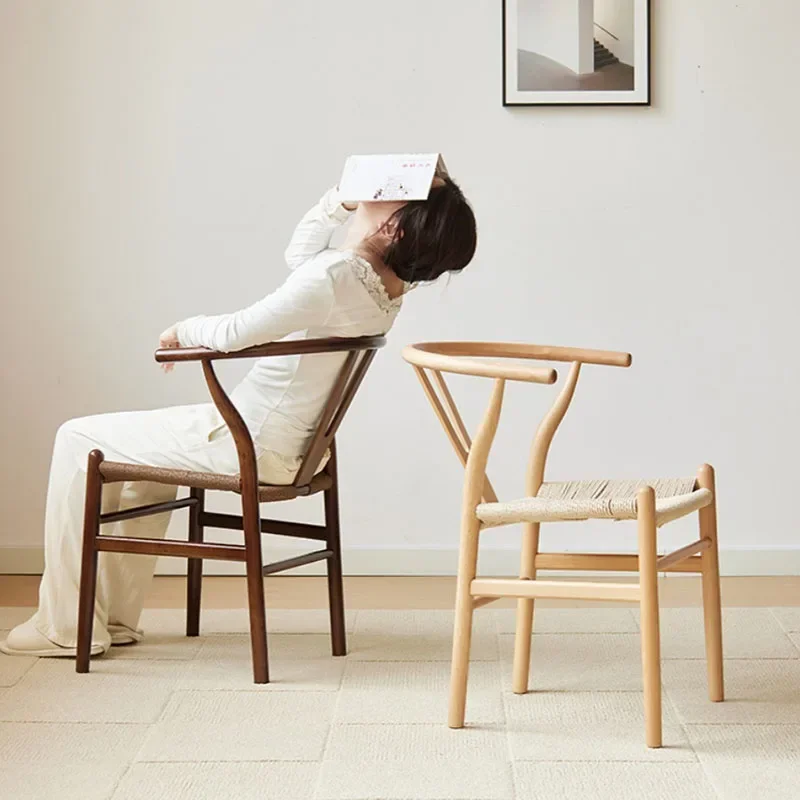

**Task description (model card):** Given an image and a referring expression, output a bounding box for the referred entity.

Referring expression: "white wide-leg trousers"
[33,403,302,651]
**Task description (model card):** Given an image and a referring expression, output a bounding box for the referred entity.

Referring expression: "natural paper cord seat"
[402,341,724,751]
[477,478,712,528]
[99,460,333,502]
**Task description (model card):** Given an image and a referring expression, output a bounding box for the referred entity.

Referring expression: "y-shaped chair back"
[404,342,632,508]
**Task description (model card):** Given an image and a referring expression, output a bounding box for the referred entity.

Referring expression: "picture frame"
[503,0,651,107]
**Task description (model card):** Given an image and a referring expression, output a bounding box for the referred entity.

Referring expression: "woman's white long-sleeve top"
[176,187,402,458]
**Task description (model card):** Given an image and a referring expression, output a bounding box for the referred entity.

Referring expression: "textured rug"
[1,606,799,799]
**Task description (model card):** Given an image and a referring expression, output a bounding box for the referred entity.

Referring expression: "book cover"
[338,153,448,202]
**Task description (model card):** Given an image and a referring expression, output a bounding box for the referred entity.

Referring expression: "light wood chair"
[76,335,385,683]
[403,342,723,748]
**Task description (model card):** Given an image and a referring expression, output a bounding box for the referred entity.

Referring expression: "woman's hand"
[336,183,358,212]
[158,324,180,373]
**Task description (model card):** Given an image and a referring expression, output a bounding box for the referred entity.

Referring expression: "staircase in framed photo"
[594,38,620,70]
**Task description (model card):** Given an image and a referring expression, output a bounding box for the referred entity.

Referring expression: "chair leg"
[186,488,205,637]
[698,464,724,702]
[512,521,540,694]
[449,515,482,729]
[637,486,662,748]
[241,491,268,684]
[76,450,104,673]
[324,444,346,657]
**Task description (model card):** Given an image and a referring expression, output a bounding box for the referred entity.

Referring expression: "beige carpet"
[1,606,799,799]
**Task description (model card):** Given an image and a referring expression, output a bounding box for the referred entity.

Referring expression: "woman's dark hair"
[381,176,477,283]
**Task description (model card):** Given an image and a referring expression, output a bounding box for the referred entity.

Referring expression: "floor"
[1,577,799,799]
[517,49,635,92]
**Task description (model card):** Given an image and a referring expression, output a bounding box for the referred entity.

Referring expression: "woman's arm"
[173,264,335,353]
[284,186,356,270]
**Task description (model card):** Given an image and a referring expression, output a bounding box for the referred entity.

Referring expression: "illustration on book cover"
[372,176,409,201]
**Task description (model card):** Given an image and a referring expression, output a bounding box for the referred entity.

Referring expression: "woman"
[1,173,477,657]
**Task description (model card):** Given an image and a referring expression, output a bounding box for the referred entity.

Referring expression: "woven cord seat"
[99,460,333,502]
[477,478,712,528]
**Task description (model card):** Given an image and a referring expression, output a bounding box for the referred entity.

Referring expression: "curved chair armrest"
[155,335,387,364]
[404,341,631,370]
[403,347,557,384]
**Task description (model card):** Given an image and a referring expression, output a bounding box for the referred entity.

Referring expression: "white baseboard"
[2,546,799,577]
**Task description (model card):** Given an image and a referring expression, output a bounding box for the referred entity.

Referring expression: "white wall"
[517,0,594,75]
[594,0,636,66]
[2,0,800,576]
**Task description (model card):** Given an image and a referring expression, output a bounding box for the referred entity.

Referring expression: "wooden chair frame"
[76,335,385,683]
[404,342,724,748]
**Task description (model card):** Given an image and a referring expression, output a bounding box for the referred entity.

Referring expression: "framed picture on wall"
[503,0,651,106]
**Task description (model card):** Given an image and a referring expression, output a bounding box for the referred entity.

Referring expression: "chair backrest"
[402,342,632,504]
[292,339,384,487]
[158,335,386,492]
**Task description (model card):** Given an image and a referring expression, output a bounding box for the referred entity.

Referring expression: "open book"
[338,153,448,203]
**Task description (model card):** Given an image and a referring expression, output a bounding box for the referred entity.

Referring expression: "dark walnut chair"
[76,335,385,683]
